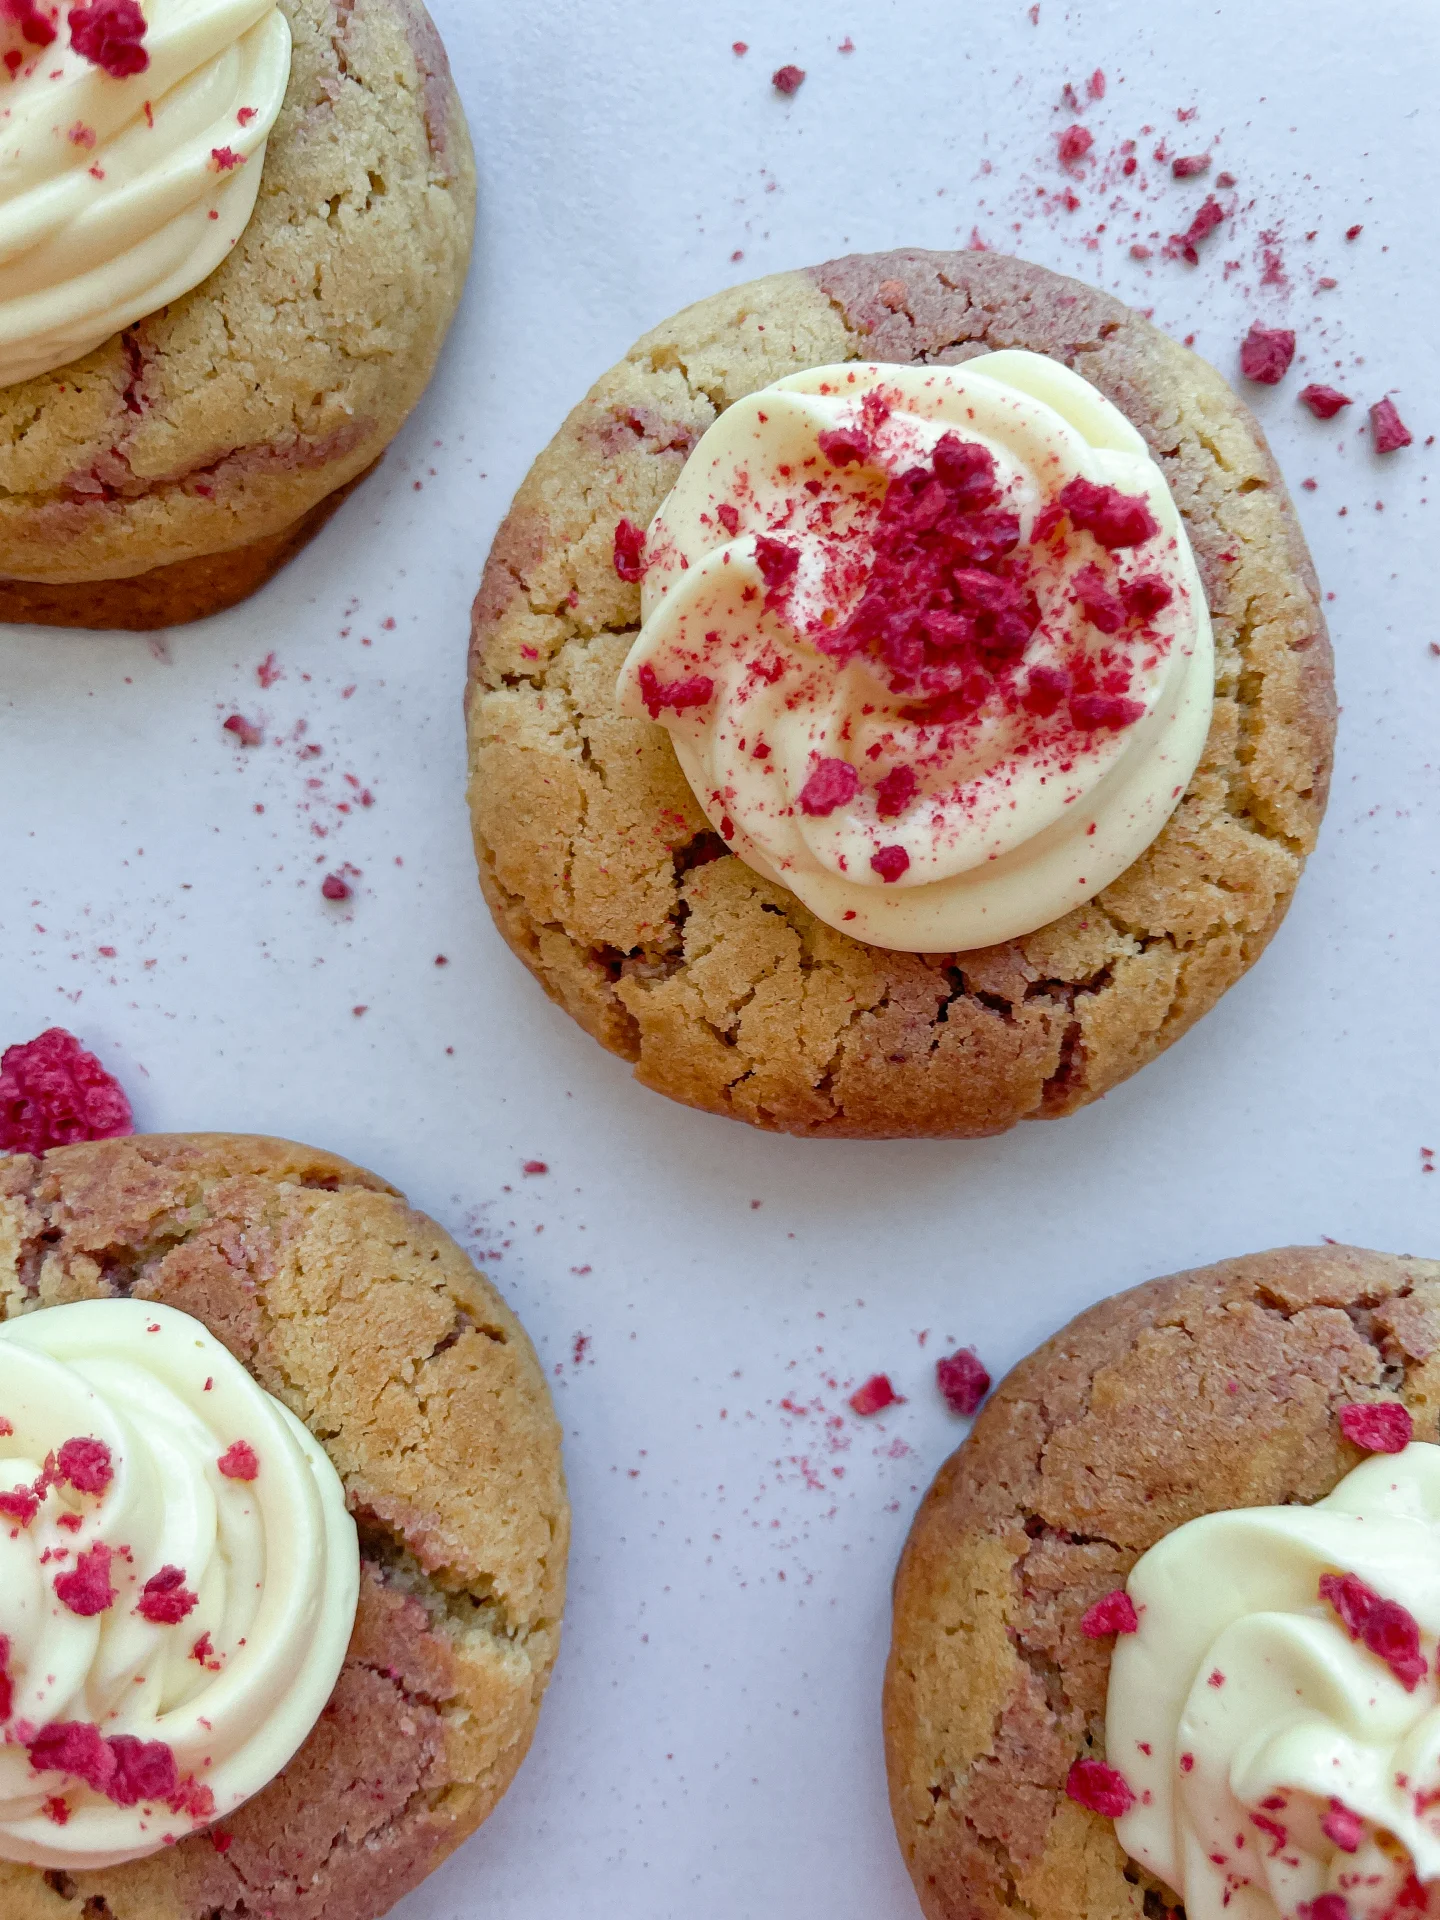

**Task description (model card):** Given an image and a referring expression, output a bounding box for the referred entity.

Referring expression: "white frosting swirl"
[1110,1445,1440,1920]
[0,1299,358,1870]
[616,353,1213,953]
[0,0,292,388]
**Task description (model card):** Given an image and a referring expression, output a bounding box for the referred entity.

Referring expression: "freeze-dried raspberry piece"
[136,1565,198,1625]
[636,663,715,720]
[1170,195,1226,264]
[1066,1758,1134,1818]
[1239,324,1296,386]
[771,63,804,94]
[0,1027,133,1155]
[1371,397,1413,454]
[1319,1572,1426,1690]
[106,1733,178,1807]
[850,1374,901,1416]
[1021,664,1070,717]
[1057,125,1093,168]
[68,0,147,75]
[1058,477,1159,550]
[1300,385,1352,421]
[798,757,859,817]
[1322,1800,1364,1853]
[716,502,741,535]
[936,1348,990,1416]
[53,1436,113,1495]
[55,1543,115,1616]
[169,1773,215,1820]
[1172,154,1210,178]
[613,517,646,582]
[1080,1590,1139,1638]
[818,426,869,467]
[0,1633,11,1722]
[223,712,262,746]
[754,534,800,608]
[209,145,242,172]
[1121,574,1173,621]
[320,873,351,902]
[875,764,918,819]
[1299,1897,1353,1920]
[1338,1401,1413,1453]
[0,1484,40,1526]
[217,1440,259,1482]
[27,1721,116,1795]
[1070,691,1145,731]
[870,845,909,882]
[8,0,57,46]
[1074,563,1126,634]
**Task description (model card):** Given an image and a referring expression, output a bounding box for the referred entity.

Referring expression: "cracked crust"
[885,1244,1440,1920]
[0,0,475,605]
[0,1133,569,1920]
[464,249,1335,1140]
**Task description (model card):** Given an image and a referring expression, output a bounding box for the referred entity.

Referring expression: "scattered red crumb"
[636,663,715,719]
[1346,224,1363,240]
[818,424,870,467]
[53,1437,113,1495]
[42,1795,70,1825]
[1371,397,1413,454]
[838,34,854,52]
[54,1543,115,1617]
[223,712,261,747]
[67,0,148,76]
[731,39,746,54]
[1080,1591,1139,1638]
[0,1633,10,1720]
[1208,1669,1225,1687]
[1322,1800,1364,1853]
[870,845,909,882]
[1057,476,1159,550]
[849,1374,901,1416]
[771,63,804,94]
[209,146,242,172]
[1239,323,1296,385]
[1169,195,1226,265]
[1087,68,1105,99]
[1299,1897,1353,1920]
[1066,1758,1135,1819]
[66,121,95,147]
[0,1028,133,1155]
[1338,1401,1413,1454]
[716,501,741,535]
[1320,1571,1426,1690]
[1299,385,1352,420]
[0,1484,40,1526]
[613,517,646,581]
[1180,1752,1195,1773]
[320,873,351,902]
[1057,125,1094,170]
[1172,154,1210,178]
[136,1565,199,1626]
[236,105,256,126]
[798,757,860,817]
[935,1348,990,1416]
[191,1631,221,1671]
[256,649,280,687]
[522,1159,549,1175]
[216,1440,259,1482]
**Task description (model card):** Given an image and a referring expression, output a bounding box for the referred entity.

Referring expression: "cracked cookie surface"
[465,249,1334,1139]
[0,1132,568,1920]
[885,1244,1440,1920]
[0,0,475,592]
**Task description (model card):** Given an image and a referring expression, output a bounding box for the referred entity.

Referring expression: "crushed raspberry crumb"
[209,146,242,171]
[1299,1898,1353,1920]
[875,764,918,819]
[191,1631,221,1670]
[522,1159,548,1175]
[1371,397,1413,454]
[236,105,256,125]
[1300,385,1352,420]
[136,1565,198,1625]
[320,873,351,902]
[1172,154,1210,177]
[53,1436,113,1495]
[27,1721,115,1794]
[54,1543,115,1616]
[1338,1401,1413,1453]
[1239,324,1297,385]
[66,121,95,147]
[1057,125,1094,169]
[716,501,741,535]
[68,0,148,76]
[107,1733,179,1807]
[753,533,800,608]
[0,1484,40,1526]
[1320,1571,1426,1690]
[817,425,869,467]
[798,757,860,817]
[1058,477,1159,550]
[1322,1800,1364,1853]
[1180,1751,1194,1772]
[9,0,56,47]
[0,1633,10,1721]
[849,1374,901,1416]
[870,845,909,883]
[42,1795,69,1825]
[217,1440,259,1482]
[1074,562,1126,633]
[636,663,715,719]
[222,712,261,747]
[1080,1591,1139,1638]
[1022,664,1070,717]
[1170,195,1225,264]
[1066,1757,1134,1819]
[612,517,646,582]
[0,1028,133,1155]
[1070,691,1145,731]
[1122,575,1174,621]
[1346,223,1363,240]
[211,1829,234,1853]
[771,63,804,94]
[936,1348,990,1416]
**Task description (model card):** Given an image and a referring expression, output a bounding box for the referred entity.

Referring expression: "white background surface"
[2,1,1439,1913]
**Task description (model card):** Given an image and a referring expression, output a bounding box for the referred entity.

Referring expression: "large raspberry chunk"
[1338,1401,1413,1454]
[1058,477,1159,551]
[1066,1757,1134,1818]
[1080,1591,1139,1638]
[67,0,147,75]
[0,1028,133,1154]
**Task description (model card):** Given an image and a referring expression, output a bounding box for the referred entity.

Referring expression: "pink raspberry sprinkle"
[874,764,918,820]
[1321,1800,1364,1853]
[223,712,262,747]
[1299,1898,1353,1920]
[1080,1591,1139,1638]
[1057,125,1094,169]
[209,145,242,171]
[935,1348,990,1417]
[0,1027,133,1155]
[635,663,715,720]
[217,1440,259,1482]
[1338,1401,1413,1454]
[1066,1757,1135,1819]
[849,1374,901,1416]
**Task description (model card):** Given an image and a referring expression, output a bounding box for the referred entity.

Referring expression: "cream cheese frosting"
[0,0,291,388]
[0,1298,358,1870]
[615,352,1213,953]
[1109,1444,1440,1920]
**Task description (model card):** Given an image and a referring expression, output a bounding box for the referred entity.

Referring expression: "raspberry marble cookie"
[0,0,474,629]
[885,1244,1440,1920]
[466,250,1334,1139]
[0,1133,568,1920]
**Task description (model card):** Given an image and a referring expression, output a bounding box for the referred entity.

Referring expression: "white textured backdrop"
[2,0,1437,1912]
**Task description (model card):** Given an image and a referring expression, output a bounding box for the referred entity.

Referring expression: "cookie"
[884,1243,1440,1920]
[0,0,474,630]
[466,249,1334,1139]
[0,1132,568,1920]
